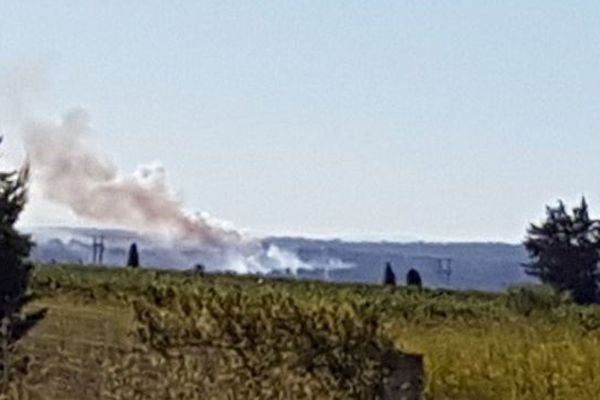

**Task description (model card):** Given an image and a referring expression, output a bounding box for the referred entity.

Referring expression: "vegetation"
[4,264,596,399]
[382,262,396,286]
[406,269,422,288]
[523,198,600,304]
[125,284,404,398]
[0,160,45,393]
[126,243,139,269]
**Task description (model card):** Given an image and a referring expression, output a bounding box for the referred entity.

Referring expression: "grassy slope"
[15,264,600,399]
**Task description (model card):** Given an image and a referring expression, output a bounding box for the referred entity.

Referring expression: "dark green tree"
[406,268,422,288]
[383,262,396,286]
[523,198,600,304]
[0,159,45,390]
[194,263,205,275]
[127,243,140,268]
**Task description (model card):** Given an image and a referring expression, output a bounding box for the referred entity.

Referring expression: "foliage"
[382,262,396,286]
[0,162,45,391]
[18,264,600,399]
[406,269,422,288]
[118,284,400,399]
[505,284,570,316]
[523,198,600,304]
[127,243,140,268]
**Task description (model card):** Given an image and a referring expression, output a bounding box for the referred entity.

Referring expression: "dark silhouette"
[383,262,396,286]
[92,236,105,264]
[523,197,600,304]
[406,269,422,288]
[127,243,140,268]
[0,158,46,390]
[194,263,205,275]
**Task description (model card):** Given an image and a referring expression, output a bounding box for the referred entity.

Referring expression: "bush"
[505,284,570,316]
[124,283,407,399]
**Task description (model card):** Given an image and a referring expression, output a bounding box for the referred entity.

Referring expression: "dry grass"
[389,321,600,399]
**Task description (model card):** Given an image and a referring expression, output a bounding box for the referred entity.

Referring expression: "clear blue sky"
[1,1,600,242]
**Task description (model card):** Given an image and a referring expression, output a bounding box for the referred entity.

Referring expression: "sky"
[1,1,599,242]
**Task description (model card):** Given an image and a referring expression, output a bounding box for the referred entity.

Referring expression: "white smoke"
[21,108,317,274]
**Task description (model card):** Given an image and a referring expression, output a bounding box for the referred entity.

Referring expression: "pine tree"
[383,262,396,286]
[0,159,45,390]
[523,197,600,304]
[127,242,140,268]
[406,268,422,288]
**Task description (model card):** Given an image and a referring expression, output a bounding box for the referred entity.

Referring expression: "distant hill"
[27,226,536,291]
[267,237,534,291]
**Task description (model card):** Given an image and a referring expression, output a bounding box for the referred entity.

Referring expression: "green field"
[9,264,600,399]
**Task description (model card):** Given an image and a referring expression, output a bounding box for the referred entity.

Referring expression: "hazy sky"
[1,2,599,242]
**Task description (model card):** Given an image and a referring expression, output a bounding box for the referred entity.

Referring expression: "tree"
[127,243,140,268]
[383,262,396,286]
[406,268,422,288]
[194,263,205,275]
[523,198,600,304]
[0,159,45,390]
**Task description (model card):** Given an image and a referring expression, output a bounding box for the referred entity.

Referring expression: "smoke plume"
[22,108,312,273]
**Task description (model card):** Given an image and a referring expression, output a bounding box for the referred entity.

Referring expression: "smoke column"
[22,108,312,273]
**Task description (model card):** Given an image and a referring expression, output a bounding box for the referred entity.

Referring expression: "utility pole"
[92,236,106,265]
[98,235,105,265]
[92,237,97,264]
[437,258,453,286]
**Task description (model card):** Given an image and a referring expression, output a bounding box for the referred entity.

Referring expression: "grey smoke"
[22,108,324,273]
